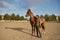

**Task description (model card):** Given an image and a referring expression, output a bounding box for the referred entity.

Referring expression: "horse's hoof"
[40,36,42,38]
[31,34,34,36]
[38,36,42,38]
[32,35,33,36]
[36,36,40,38]
[37,36,38,37]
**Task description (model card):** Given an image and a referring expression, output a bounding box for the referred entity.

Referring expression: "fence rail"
[0,20,60,23]
[0,20,29,22]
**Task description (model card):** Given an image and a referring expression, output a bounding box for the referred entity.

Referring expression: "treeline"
[40,14,60,22]
[0,13,27,20]
[0,13,60,22]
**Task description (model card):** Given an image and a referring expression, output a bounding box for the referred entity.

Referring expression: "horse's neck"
[30,14,34,22]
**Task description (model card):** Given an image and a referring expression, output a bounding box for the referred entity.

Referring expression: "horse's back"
[40,18,45,24]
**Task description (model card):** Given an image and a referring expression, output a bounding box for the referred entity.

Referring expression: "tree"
[58,16,60,22]
[40,15,44,18]
[44,14,49,21]
[11,13,16,20]
[15,14,20,20]
[20,16,24,20]
[49,14,56,21]
[4,13,11,20]
[0,15,2,20]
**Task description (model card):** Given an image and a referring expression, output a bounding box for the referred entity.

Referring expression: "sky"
[0,0,60,16]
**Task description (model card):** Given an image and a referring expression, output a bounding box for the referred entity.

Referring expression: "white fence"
[0,20,29,22]
[0,20,60,23]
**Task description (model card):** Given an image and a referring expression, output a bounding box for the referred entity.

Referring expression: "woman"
[34,15,42,38]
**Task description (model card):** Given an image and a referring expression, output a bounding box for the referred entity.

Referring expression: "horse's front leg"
[33,25,36,34]
[31,25,35,36]
[32,26,33,36]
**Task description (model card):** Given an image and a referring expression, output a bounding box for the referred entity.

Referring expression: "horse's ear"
[28,9,31,12]
[27,9,32,14]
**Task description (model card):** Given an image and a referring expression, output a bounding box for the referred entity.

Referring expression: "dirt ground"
[0,22,60,40]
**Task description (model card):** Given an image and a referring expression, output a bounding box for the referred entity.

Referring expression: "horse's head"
[25,9,32,17]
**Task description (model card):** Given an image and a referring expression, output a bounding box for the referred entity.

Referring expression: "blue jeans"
[36,25,41,37]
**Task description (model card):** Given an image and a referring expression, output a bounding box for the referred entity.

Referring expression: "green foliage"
[40,15,44,18]
[0,15,2,20]
[2,13,58,21]
[44,14,49,21]
[3,13,26,20]
[15,14,20,20]
[4,13,11,20]
[11,13,16,20]
[58,16,60,22]
[49,14,56,21]
[20,16,24,20]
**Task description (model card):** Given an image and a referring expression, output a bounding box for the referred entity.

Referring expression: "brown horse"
[25,9,35,35]
[25,9,45,36]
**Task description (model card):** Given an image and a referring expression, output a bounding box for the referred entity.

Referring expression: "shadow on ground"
[5,27,37,37]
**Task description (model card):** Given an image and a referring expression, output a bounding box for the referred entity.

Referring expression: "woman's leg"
[38,27,42,37]
[36,26,38,37]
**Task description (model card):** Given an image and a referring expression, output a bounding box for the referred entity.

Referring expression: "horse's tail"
[41,23,45,30]
[40,17,45,30]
